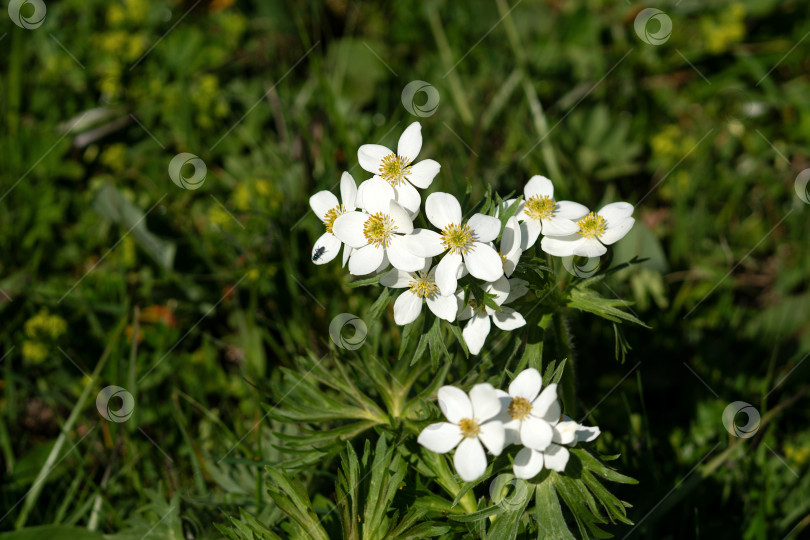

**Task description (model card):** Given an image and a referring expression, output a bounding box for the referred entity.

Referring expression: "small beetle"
[312,246,326,262]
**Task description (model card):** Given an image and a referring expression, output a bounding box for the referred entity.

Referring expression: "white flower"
[357,122,441,216]
[309,172,358,266]
[332,178,426,275]
[379,261,459,325]
[512,175,590,250]
[457,276,527,355]
[417,383,505,482]
[405,192,504,295]
[512,416,600,479]
[541,202,635,258]
[495,368,561,452]
[498,216,522,277]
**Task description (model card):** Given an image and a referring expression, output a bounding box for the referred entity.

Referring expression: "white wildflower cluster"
[309,121,635,356]
[417,368,599,481]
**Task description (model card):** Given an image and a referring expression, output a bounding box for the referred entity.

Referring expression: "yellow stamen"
[379,154,412,187]
[322,205,345,234]
[458,418,480,439]
[508,397,532,420]
[524,195,556,221]
[576,212,606,239]
[363,212,398,248]
[408,271,440,299]
[441,223,475,255]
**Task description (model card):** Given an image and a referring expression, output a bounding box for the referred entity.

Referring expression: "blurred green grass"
[1,0,809,537]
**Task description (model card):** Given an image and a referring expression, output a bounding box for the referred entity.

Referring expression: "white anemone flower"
[512,175,590,250]
[495,368,561,451]
[332,178,426,275]
[405,192,504,296]
[541,202,635,258]
[512,415,601,479]
[417,384,505,482]
[357,122,441,216]
[457,276,527,355]
[308,172,358,266]
[379,261,458,325]
[498,216,522,277]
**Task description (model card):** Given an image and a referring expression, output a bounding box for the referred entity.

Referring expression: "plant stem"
[553,313,576,416]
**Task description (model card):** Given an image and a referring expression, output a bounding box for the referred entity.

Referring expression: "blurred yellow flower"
[701,4,746,54]
[22,341,49,364]
[25,310,67,340]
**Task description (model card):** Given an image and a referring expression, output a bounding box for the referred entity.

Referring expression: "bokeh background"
[1,0,809,538]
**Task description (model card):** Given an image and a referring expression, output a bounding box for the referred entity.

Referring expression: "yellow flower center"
[458,417,481,439]
[322,205,345,234]
[441,223,475,255]
[524,195,556,221]
[508,397,532,420]
[408,271,440,299]
[363,212,398,248]
[576,212,606,239]
[379,154,412,187]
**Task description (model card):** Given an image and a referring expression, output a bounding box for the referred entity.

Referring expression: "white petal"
[504,247,522,277]
[513,447,544,480]
[531,384,559,419]
[426,294,458,322]
[502,418,522,447]
[467,214,501,243]
[478,421,505,456]
[348,244,385,276]
[403,229,445,258]
[362,178,395,215]
[437,386,473,423]
[484,275,511,308]
[576,424,601,443]
[395,181,422,217]
[573,238,606,258]
[388,200,413,234]
[355,179,370,211]
[457,290,474,320]
[600,217,635,245]
[501,217,521,253]
[542,443,570,472]
[406,159,440,189]
[397,122,422,162]
[492,307,526,331]
[358,144,392,174]
[342,245,353,268]
[454,438,487,482]
[426,192,462,230]
[520,416,553,451]
[311,233,341,265]
[505,278,529,304]
[597,201,634,222]
[524,175,554,198]
[332,212,369,248]
[340,172,358,210]
[417,422,463,454]
[309,191,339,221]
[539,400,561,424]
[469,383,501,422]
[540,216,579,236]
[387,236,426,272]
[374,251,390,274]
[464,243,504,282]
[552,420,579,446]
[555,200,589,220]
[379,268,413,288]
[519,220,542,250]
[508,368,542,402]
[540,234,582,257]
[463,314,491,356]
[393,290,423,325]
[435,252,463,296]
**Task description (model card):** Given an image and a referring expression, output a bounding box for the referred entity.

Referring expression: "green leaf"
[366,287,392,320]
[535,478,577,540]
[567,287,649,327]
[0,527,105,540]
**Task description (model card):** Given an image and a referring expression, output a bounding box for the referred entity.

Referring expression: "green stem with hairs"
[552,313,576,416]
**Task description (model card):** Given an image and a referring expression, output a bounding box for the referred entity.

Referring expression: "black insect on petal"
[312,246,327,262]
